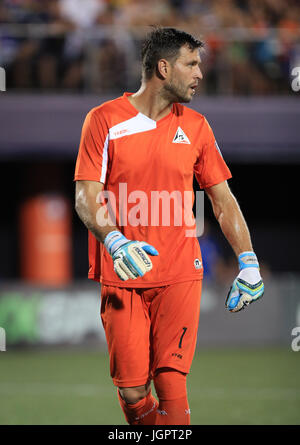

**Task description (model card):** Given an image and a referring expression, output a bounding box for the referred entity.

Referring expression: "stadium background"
[0,0,299,425]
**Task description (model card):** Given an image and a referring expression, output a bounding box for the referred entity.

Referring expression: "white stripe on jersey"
[100,133,109,183]
[109,113,156,140]
[100,113,157,183]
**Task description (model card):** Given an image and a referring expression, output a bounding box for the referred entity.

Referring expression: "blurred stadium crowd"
[0,0,299,94]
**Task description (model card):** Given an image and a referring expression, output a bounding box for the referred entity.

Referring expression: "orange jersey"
[74,92,232,287]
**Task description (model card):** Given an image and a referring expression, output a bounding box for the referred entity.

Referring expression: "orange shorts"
[100,280,202,387]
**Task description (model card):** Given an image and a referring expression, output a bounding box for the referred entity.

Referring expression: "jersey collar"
[123,92,174,127]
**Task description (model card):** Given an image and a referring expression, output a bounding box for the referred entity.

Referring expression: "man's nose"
[196,66,203,80]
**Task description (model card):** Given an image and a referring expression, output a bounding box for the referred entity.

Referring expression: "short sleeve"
[74,108,109,184]
[194,117,232,189]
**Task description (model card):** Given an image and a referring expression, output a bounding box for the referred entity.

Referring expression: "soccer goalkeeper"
[74,27,264,425]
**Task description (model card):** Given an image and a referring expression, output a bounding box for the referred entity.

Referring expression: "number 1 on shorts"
[179,327,187,349]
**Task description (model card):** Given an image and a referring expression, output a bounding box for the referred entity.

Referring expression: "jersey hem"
[88,273,203,287]
[74,175,102,182]
[112,375,150,387]
[151,362,191,376]
[199,172,232,189]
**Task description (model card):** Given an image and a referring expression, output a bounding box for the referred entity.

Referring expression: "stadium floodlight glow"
[0,67,6,92]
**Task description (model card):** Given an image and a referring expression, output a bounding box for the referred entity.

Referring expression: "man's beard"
[163,78,192,103]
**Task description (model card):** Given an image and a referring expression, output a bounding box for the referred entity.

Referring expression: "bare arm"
[206,181,264,312]
[75,180,117,243]
[205,181,253,257]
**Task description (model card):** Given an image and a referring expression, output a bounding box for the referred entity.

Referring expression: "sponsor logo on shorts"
[172,352,183,359]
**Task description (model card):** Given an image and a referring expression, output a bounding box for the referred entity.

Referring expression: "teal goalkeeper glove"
[104,231,159,281]
[225,251,264,313]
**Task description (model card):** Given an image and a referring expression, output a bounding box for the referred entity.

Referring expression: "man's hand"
[104,231,159,281]
[225,251,264,313]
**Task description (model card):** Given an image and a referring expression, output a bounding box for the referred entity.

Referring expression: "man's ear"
[156,59,169,80]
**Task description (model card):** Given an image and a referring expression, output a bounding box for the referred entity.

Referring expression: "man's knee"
[118,383,150,405]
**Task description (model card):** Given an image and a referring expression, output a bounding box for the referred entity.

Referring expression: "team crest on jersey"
[194,259,202,269]
[172,127,191,144]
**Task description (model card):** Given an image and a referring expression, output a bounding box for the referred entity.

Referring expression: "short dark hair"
[141,27,204,80]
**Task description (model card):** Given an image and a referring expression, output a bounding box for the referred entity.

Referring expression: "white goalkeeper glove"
[225,251,264,313]
[104,231,159,281]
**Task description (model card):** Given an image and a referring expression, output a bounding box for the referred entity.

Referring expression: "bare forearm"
[76,202,116,243]
[216,195,253,257]
[75,181,117,243]
[205,182,253,258]
[205,182,263,313]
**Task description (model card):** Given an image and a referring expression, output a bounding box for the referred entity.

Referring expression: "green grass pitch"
[0,347,299,425]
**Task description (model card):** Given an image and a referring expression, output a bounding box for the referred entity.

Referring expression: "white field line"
[0,382,110,397]
[0,383,299,400]
[188,387,300,401]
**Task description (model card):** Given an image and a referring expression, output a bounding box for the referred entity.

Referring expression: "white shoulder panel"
[109,113,156,140]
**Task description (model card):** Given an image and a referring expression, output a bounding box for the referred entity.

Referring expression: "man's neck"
[127,83,173,122]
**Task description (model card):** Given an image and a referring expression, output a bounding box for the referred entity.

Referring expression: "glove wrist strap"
[238,251,259,270]
[104,230,128,256]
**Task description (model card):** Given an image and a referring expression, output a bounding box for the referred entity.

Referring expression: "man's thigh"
[149,280,202,375]
[100,285,151,387]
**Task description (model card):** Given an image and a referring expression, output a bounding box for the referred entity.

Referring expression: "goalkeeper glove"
[225,251,264,313]
[104,230,159,281]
